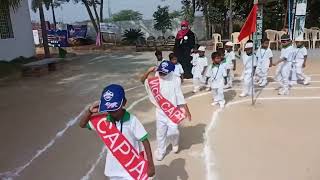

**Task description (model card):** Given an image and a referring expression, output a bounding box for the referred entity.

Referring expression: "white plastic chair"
[298,28,311,49]
[231,32,240,49]
[212,33,223,52]
[310,29,320,49]
[265,29,278,50]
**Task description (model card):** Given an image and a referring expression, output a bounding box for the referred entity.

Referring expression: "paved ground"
[0,50,319,180]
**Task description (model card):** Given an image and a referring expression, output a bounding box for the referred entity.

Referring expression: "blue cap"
[157,60,175,74]
[99,84,125,113]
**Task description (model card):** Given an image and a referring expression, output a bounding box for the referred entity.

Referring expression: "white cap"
[245,42,253,49]
[225,42,233,46]
[295,36,304,41]
[198,46,206,52]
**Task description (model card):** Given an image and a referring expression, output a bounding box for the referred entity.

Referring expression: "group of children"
[78,35,311,179]
[187,34,311,106]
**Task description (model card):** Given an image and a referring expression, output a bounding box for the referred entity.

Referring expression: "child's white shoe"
[219,104,225,108]
[211,102,219,106]
[206,87,211,91]
[224,84,231,89]
[155,150,165,161]
[278,89,289,95]
[303,77,311,85]
[239,93,248,97]
[172,145,179,153]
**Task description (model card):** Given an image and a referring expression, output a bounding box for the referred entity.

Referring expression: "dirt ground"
[0,49,319,180]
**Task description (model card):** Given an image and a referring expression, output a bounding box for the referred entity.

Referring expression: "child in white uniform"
[224,42,236,88]
[191,46,208,93]
[141,61,192,161]
[79,84,155,179]
[155,50,164,67]
[170,53,184,86]
[206,52,227,108]
[290,38,311,85]
[256,38,273,87]
[273,34,295,95]
[240,42,257,97]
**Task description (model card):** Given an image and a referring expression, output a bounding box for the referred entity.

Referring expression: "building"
[0,0,35,61]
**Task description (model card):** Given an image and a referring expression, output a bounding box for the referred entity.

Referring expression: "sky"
[28,0,182,23]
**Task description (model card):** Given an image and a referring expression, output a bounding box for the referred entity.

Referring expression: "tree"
[153,5,172,36]
[170,10,181,19]
[122,28,144,45]
[0,0,21,10]
[31,0,51,58]
[181,0,195,25]
[112,10,143,21]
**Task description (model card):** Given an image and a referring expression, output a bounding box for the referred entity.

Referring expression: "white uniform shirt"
[242,53,257,74]
[280,45,295,62]
[145,73,186,122]
[192,56,208,78]
[293,46,307,63]
[87,111,148,179]
[206,63,227,88]
[256,47,273,66]
[224,50,236,69]
[173,63,184,77]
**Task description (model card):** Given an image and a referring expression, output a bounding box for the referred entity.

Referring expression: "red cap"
[181,20,189,27]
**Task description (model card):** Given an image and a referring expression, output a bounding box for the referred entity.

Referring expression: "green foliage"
[112,10,143,22]
[170,10,182,19]
[0,0,21,11]
[153,5,172,35]
[122,28,145,45]
[181,0,194,24]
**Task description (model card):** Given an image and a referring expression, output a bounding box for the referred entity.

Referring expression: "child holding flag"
[79,84,155,180]
[240,41,257,97]
[141,61,192,161]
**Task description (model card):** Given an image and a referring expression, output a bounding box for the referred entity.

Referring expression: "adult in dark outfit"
[173,21,196,79]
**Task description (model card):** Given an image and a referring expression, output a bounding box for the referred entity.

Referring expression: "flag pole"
[252,0,258,106]
[251,32,255,106]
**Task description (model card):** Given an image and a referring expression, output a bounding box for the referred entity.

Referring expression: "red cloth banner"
[147,77,185,124]
[90,114,148,180]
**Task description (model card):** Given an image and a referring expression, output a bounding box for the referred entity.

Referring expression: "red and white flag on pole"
[238,4,258,42]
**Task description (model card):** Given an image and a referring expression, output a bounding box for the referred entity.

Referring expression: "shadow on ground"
[155,158,189,180]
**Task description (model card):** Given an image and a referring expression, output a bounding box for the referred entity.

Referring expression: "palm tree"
[32,0,51,58]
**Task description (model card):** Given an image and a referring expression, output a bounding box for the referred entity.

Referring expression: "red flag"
[238,4,258,42]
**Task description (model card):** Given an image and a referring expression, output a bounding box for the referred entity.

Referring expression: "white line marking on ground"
[204,96,320,180]
[0,110,85,179]
[0,86,148,180]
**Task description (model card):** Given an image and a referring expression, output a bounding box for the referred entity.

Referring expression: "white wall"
[0,0,35,61]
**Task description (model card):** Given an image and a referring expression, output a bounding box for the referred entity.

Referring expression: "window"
[0,4,14,39]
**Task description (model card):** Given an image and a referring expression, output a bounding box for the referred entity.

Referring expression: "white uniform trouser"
[156,116,179,156]
[278,62,291,91]
[275,62,284,83]
[193,76,204,91]
[226,68,234,87]
[256,60,269,85]
[294,60,309,81]
[212,87,225,105]
[242,72,253,95]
